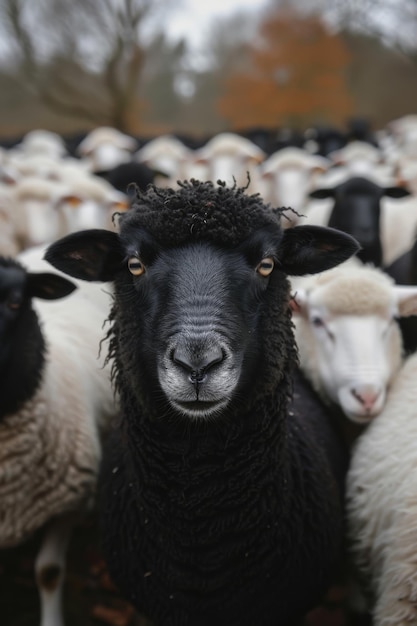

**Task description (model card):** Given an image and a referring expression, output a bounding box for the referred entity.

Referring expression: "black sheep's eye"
[127,256,145,276]
[256,257,274,277]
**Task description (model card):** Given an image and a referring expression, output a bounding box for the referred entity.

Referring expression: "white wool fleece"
[0,281,116,548]
[346,352,417,626]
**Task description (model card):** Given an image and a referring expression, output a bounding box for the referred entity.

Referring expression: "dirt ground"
[0,514,367,626]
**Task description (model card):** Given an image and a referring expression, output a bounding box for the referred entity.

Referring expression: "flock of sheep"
[2,115,417,626]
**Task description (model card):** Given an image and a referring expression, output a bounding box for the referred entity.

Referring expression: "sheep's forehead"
[15,179,66,201]
[308,269,395,316]
[122,183,281,248]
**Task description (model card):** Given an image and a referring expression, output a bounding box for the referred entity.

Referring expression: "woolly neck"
[116,374,300,622]
[107,354,338,625]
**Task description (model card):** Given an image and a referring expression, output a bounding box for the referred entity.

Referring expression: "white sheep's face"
[293,282,417,423]
[22,197,62,246]
[304,309,400,423]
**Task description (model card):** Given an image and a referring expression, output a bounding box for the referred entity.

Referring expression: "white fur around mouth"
[171,398,229,419]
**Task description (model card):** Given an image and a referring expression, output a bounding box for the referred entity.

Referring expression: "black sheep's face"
[328,182,383,250]
[312,177,410,266]
[44,208,360,422]
[0,266,27,370]
[119,229,282,420]
[0,261,76,373]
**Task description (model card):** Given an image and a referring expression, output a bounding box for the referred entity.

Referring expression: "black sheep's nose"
[172,344,224,385]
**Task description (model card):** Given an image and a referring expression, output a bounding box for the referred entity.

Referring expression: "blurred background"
[0,0,416,142]
[1,1,417,625]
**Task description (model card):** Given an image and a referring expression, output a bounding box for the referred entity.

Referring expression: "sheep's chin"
[337,386,386,424]
[342,411,375,425]
[169,398,229,420]
[339,403,382,424]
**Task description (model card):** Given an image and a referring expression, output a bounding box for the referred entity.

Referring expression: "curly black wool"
[119,178,285,248]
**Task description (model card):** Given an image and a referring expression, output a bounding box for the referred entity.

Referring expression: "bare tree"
[288,0,417,59]
[0,0,175,131]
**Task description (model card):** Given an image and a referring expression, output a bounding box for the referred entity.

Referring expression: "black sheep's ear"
[383,185,411,199]
[278,225,360,276]
[308,187,335,200]
[27,273,77,300]
[44,229,123,282]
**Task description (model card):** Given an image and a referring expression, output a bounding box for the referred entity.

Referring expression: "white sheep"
[6,153,90,181]
[0,244,116,626]
[388,114,417,152]
[12,177,78,247]
[52,171,128,232]
[14,159,129,231]
[291,263,417,426]
[346,350,417,625]
[259,146,330,226]
[77,126,138,172]
[11,174,128,248]
[328,140,386,175]
[0,183,22,256]
[11,130,68,160]
[134,134,195,186]
[193,131,266,193]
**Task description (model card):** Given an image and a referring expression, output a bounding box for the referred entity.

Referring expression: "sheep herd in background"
[2,115,417,625]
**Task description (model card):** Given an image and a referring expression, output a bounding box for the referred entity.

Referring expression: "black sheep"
[309,176,410,266]
[95,161,169,200]
[45,180,359,626]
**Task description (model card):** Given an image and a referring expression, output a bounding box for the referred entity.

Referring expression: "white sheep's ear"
[289,289,308,316]
[278,225,360,276]
[395,285,417,317]
[44,229,124,282]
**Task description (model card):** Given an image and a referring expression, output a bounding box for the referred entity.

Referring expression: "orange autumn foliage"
[217,10,353,129]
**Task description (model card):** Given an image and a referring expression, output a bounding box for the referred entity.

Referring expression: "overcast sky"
[163,0,270,51]
[163,0,417,57]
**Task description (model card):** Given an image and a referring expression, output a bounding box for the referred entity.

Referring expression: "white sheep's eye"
[127,256,145,276]
[311,316,324,328]
[311,316,335,341]
[256,257,274,277]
